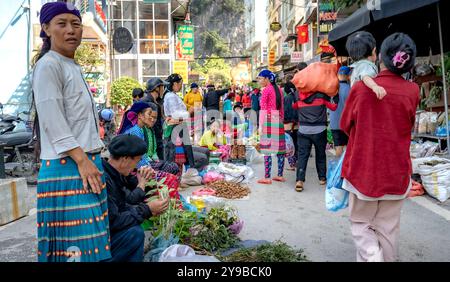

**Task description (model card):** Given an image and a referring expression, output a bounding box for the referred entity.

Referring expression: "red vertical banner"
[297,24,309,44]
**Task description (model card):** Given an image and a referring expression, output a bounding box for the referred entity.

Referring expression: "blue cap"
[338,66,351,75]
[191,83,199,89]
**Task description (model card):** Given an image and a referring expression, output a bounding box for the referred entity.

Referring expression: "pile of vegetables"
[189,206,240,253]
[206,180,251,199]
[147,200,241,253]
[219,241,309,262]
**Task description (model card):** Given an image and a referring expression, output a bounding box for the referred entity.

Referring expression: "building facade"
[244,0,269,79]
[108,0,188,85]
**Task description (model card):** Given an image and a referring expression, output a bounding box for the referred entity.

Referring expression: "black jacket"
[141,94,164,160]
[284,92,298,123]
[294,93,338,127]
[103,159,151,235]
[203,89,229,111]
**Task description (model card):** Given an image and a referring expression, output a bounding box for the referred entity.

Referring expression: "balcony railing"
[75,0,107,32]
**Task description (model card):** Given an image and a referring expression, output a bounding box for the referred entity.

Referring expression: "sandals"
[257,179,273,185]
[295,181,304,192]
[273,176,286,182]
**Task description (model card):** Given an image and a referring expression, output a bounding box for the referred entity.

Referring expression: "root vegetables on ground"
[206,181,250,199]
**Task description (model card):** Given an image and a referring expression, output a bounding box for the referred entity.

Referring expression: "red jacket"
[242,94,252,109]
[340,70,420,198]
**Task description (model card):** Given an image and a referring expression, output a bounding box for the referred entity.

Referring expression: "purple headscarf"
[39,2,82,38]
[117,102,151,135]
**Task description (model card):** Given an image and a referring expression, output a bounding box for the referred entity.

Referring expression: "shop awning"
[273,55,291,66]
[284,34,297,43]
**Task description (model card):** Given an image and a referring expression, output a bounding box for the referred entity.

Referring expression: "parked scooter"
[0,110,38,185]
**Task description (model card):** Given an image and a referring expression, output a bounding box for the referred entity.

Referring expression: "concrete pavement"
[1,158,450,262]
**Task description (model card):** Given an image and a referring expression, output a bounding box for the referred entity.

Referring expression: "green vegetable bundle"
[220,241,309,262]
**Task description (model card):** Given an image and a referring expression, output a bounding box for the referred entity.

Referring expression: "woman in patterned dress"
[32,2,110,262]
[257,70,286,185]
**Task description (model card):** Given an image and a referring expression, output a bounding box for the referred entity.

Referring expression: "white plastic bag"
[159,244,220,262]
[416,158,450,202]
[246,146,264,164]
[217,162,254,184]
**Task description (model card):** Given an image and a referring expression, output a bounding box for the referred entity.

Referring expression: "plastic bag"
[416,158,450,202]
[418,112,429,134]
[410,142,439,158]
[325,153,349,212]
[228,220,244,235]
[285,133,295,158]
[159,244,220,262]
[192,187,217,196]
[246,146,264,164]
[203,171,225,184]
[217,162,254,184]
[144,234,179,262]
[180,194,197,212]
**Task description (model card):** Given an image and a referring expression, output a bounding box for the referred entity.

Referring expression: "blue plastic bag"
[180,194,198,213]
[325,152,349,212]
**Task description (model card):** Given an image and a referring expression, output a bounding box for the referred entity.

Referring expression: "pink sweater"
[260,84,284,120]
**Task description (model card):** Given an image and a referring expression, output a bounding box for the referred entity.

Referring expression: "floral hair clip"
[392,51,410,69]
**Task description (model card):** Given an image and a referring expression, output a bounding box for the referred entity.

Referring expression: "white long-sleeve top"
[32,50,103,160]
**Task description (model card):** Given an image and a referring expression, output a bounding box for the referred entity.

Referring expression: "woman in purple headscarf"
[32,2,111,262]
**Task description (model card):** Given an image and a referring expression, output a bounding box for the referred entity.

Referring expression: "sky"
[0,0,29,104]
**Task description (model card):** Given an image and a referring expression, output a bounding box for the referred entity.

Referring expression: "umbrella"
[329,0,448,56]
[329,0,450,156]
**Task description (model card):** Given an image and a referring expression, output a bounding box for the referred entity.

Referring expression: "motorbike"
[0,110,38,185]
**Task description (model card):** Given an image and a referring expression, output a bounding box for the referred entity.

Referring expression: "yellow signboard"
[173,61,189,84]
[269,49,276,71]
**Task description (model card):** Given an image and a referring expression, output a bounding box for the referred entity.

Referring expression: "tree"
[110,77,141,108]
[75,43,105,74]
[191,56,232,87]
[200,30,231,57]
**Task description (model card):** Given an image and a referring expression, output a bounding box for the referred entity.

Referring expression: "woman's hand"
[166,117,181,125]
[77,157,103,194]
[67,147,103,194]
[137,166,155,190]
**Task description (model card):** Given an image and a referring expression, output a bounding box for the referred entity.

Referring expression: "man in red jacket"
[340,33,419,262]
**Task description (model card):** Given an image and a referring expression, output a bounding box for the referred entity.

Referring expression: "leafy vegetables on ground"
[219,241,310,262]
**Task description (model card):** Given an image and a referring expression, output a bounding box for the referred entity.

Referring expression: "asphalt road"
[1,157,450,262]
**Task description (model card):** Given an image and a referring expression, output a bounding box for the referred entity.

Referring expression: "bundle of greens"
[220,241,309,262]
[147,183,181,240]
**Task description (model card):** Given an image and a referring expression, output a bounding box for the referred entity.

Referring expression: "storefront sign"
[319,2,337,35]
[291,52,303,63]
[282,42,290,56]
[270,22,282,32]
[173,61,189,84]
[113,27,134,54]
[268,49,276,71]
[176,25,195,61]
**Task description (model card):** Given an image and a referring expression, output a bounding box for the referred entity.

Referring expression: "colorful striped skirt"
[37,154,111,262]
[260,114,286,155]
